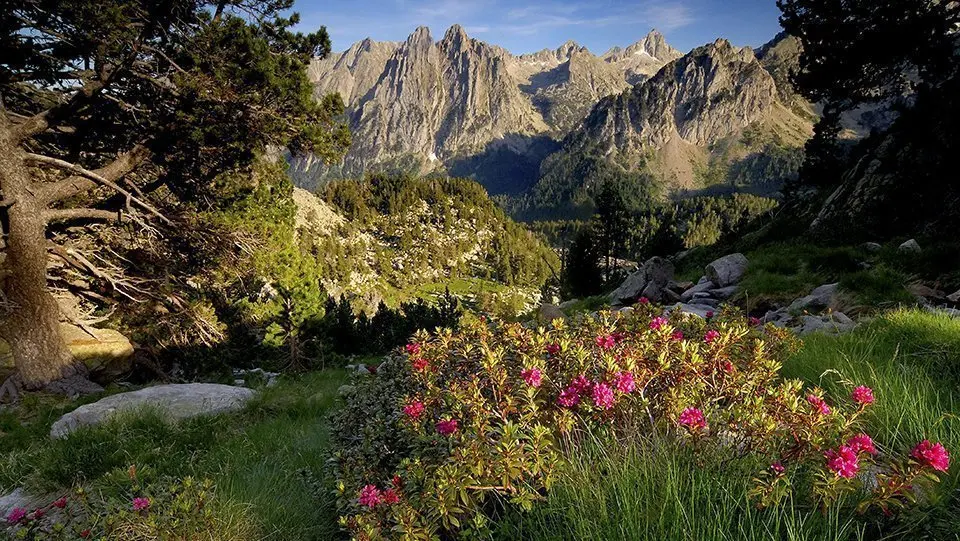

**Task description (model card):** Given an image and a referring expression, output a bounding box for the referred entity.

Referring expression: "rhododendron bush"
[330,306,951,540]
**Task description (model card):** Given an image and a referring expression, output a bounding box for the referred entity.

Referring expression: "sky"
[292,0,784,56]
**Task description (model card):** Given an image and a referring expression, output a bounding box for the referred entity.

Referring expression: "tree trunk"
[0,122,81,390]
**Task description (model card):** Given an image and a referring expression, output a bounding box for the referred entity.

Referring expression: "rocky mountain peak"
[406,26,433,48]
[442,24,470,47]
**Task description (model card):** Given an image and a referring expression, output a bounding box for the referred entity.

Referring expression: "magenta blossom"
[358,485,382,507]
[595,334,617,350]
[706,311,715,319]
[806,394,831,415]
[382,488,400,505]
[852,385,875,406]
[614,371,635,393]
[521,368,543,388]
[825,446,860,479]
[638,296,650,305]
[672,330,684,341]
[132,497,150,512]
[546,343,561,356]
[847,433,878,456]
[704,330,720,344]
[912,440,950,472]
[649,317,668,331]
[405,343,421,356]
[411,357,429,372]
[436,419,459,436]
[571,375,592,394]
[403,401,425,420]
[592,382,616,410]
[6,507,27,525]
[557,386,581,408]
[749,316,762,326]
[678,407,707,431]
[771,461,786,475]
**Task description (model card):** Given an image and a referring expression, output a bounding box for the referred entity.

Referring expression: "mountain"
[293,27,680,192]
[526,38,813,218]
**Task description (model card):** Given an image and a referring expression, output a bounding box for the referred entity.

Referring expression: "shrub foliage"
[331,305,951,539]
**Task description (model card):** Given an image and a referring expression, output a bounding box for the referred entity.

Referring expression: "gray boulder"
[705,254,749,287]
[538,304,565,322]
[665,303,716,319]
[50,383,255,439]
[861,242,882,252]
[898,239,922,253]
[788,283,840,313]
[680,280,714,302]
[709,286,739,300]
[610,257,674,304]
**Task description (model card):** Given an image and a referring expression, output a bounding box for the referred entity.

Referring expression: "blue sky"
[292,0,784,55]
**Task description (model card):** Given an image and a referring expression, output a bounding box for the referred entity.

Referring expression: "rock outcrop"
[50,383,255,439]
[1,324,133,382]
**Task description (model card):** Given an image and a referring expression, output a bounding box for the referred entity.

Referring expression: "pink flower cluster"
[405,343,421,356]
[825,434,878,479]
[749,316,762,327]
[912,440,950,472]
[592,383,615,410]
[638,296,650,305]
[521,368,543,388]
[358,484,401,508]
[852,385,875,405]
[545,343,561,356]
[678,407,706,431]
[411,357,430,372]
[436,418,459,436]
[672,330,684,341]
[595,334,617,350]
[649,317,668,331]
[6,507,27,525]
[704,330,720,344]
[806,394,831,415]
[558,372,636,410]
[614,371,635,393]
[403,401,425,420]
[132,497,150,512]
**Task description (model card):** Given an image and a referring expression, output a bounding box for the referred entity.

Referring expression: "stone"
[690,295,720,307]
[1,323,134,382]
[861,242,882,252]
[948,289,960,304]
[559,299,579,310]
[906,284,944,300]
[924,305,960,318]
[664,303,716,319]
[609,257,674,304]
[0,488,34,517]
[670,281,695,293]
[609,271,648,304]
[787,283,840,313]
[538,304,565,322]
[680,280,715,302]
[705,253,749,287]
[49,383,255,439]
[898,239,922,253]
[709,286,739,300]
[830,312,855,326]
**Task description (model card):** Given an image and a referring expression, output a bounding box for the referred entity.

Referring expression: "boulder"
[787,283,840,313]
[709,286,739,300]
[670,281,694,293]
[898,239,922,253]
[559,299,579,310]
[609,257,674,304]
[949,289,960,304]
[705,254,749,287]
[906,284,944,300]
[538,304,565,323]
[49,383,255,439]
[664,303,716,319]
[1,323,134,382]
[680,280,715,302]
[860,242,882,252]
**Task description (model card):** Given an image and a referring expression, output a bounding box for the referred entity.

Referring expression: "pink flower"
[614,371,635,394]
[706,311,715,319]
[382,488,400,505]
[672,330,684,341]
[358,485,382,507]
[32,508,44,520]
[571,375,592,394]
[638,296,650,305]
[806,394,831,415]
[704,330,720,344]
[403,401,425,420]
[52,497,67,509]
[557,386,581,408]
[825,445,860,478]
[436,418,459,436]
[771,461,785,475]
[591,382,616,410]
[852,385,875,406]
[912,440,950,472]
[411,357,429,372]
[721,360,734,374]
[521,368,543,388]
[80,530,91,539]
[678,407,707,431]
[649,317,668,331]
[749,316,762,326]
[847,433,878,456]
[546,343,561,356]
[6,507,27,524]
[405,343,421,356]
[595,334,616,350]
[132,497,150,512]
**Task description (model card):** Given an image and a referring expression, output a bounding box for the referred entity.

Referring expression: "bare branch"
[44,208,122,224]
[47,243,147,302]
[11,79,105,142]
[25,152,170,225]
[0,199,16,208]
[41,144,152,203]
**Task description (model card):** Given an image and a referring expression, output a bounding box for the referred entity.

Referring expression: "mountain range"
[289,26,814,218]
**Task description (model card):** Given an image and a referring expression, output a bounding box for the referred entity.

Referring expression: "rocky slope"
[528,38,813,216]
[294,27,680,191]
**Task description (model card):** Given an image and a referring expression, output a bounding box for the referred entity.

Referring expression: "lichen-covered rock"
[49,383,255,439]
[787,283,840,313]
[706,253,749,287]
[610,257,674,304]
[898,239,922,253]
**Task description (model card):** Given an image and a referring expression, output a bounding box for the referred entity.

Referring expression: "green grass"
[560,295,611,315]
[0,369,350,540]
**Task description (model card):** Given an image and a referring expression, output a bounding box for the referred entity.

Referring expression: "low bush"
[330,306,952,539]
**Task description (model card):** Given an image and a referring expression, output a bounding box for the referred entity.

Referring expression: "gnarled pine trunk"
[0,120,91,393]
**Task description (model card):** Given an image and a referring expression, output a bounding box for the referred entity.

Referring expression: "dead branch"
[47,243,148,302]
[12,79,105,142]
[25,152,171,225]
[40,144,152,204]
[44,208,122,224]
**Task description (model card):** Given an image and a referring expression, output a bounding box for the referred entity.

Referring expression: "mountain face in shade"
[295,28,679,191]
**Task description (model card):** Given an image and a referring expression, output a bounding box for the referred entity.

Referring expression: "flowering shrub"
[331,306,952,540]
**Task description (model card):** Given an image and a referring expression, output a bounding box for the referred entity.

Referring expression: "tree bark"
[0,120,77,388]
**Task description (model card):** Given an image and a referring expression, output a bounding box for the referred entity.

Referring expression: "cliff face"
[296,28,678,187]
